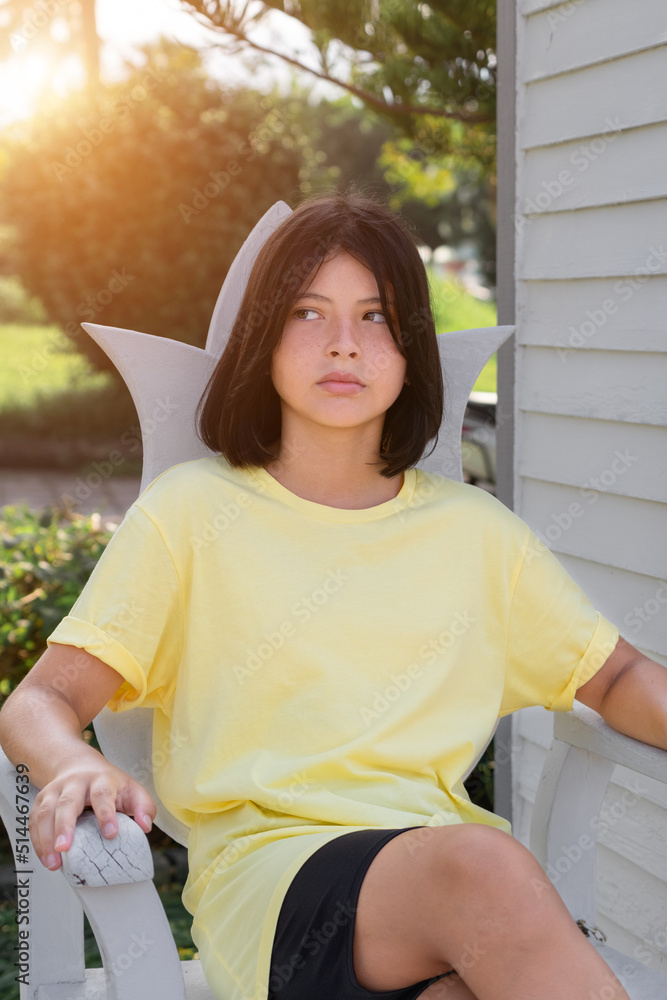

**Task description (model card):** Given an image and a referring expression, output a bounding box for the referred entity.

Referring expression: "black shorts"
[267,827,456,1000]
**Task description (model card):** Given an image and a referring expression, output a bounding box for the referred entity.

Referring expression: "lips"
[317,371,365,386]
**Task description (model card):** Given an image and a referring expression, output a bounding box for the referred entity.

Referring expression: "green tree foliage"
[0,41,309,373]
[380,141,497,285]
[177,2,498,282]
[178,0,497,174]
[297,94,497,284]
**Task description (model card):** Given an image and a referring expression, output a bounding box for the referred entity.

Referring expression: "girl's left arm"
[576,635,667,751]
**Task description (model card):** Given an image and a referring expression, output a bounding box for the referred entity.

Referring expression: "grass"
[0,325,110,412]
[470,352,496,394]
[427,268,498,394]
[0,325,139,447]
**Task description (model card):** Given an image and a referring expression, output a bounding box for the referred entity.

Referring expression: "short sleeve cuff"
[47,615,148,711]
[549,613,620,713]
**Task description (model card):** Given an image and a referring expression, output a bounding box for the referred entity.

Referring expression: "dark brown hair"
[196,188,443,477]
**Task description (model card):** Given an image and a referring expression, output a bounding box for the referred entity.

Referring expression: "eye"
[292,307,320,320]
[364,311,387,323]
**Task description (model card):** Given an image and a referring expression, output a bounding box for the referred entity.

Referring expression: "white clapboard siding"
[520,479,667,579]
[523,0,667,83]
[520,121,667,215]
[518,414,667,504]
[519,348,667,424]
[559,556,667,658]
[521,46,667,149]
[512,0,667,967]
[520,201,667,279]
[553,554,666,660]
[519,276,667,352]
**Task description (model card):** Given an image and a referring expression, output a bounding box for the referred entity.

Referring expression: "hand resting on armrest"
[0,641,156,872]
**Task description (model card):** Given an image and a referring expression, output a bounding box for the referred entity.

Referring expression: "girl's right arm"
[0,641,157,871]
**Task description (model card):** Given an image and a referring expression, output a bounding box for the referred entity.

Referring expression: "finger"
[30,790,63,870]
[51,785,87,860]
[29,798,46,865]
[88,777,122,839]
[123,783,157,833]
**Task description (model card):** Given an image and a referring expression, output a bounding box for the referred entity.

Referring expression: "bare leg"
[419,973,477,1000]
[418,973,479,998]
[352,823,631,1000]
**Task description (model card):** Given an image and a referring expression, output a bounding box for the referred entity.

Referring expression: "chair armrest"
[555,703,667,783]
[59,812,186,1000]
[61,810,154,887]
[0,749,184,998]
[0,746,89,987]
[532,703,667,927]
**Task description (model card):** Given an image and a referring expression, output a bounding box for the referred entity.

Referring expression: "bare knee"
[353,823,572,989]
[436,824,535,878]
[423,823,525,875]
[428,824,564,942]
[392,823,537,885]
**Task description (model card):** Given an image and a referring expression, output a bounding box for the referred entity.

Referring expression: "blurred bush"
[0,276,47,325]
[0,40,311,374]
[0,505,113,700]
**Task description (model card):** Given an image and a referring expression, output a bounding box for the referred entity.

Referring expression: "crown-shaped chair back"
[86,201,515,845]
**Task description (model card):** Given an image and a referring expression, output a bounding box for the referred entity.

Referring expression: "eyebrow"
[296,293,393,305]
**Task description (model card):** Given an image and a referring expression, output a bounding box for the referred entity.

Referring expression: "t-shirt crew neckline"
[248,465,418,523]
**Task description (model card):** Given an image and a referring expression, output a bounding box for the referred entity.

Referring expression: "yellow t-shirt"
[47,455,619,1000]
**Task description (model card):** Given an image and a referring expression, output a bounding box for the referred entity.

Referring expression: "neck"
[264,427,403,510]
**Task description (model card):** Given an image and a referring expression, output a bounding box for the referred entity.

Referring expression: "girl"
[1,191,664,1000]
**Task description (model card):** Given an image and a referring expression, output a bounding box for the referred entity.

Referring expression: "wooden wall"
[510,0,667,971]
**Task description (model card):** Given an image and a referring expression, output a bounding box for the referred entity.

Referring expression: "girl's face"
[270,251,407,443]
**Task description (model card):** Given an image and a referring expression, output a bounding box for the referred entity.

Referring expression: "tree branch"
[183,17,493,124]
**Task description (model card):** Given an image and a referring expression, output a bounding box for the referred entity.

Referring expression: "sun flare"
[0,48,84,125]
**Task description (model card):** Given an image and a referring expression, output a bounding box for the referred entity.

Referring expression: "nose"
[326,316,360,357]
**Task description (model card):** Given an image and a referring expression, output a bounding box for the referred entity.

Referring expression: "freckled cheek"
[271,349,316,397]
[364,347,406,387]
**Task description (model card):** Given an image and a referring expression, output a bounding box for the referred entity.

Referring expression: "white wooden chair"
[0,202,665,999]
